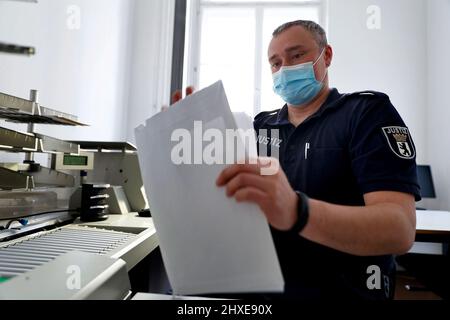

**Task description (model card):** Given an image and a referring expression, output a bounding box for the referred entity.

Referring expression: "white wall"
[125,0,175,143]
[328,0,428,165]
[0,0,134,143]
[0,0,175,165]
[426,0,450,210]
[328,0,450,210]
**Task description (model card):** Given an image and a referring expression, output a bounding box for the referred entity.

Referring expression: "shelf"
[0,167,31,190]
[0,92,88,126]
[0,92,34,113]
[0,126,80,154]
[0,109,87,126]
[0,87,83,189]
[0,42,35,56]
[37,134,80,154]
[72,141,138,153]
[0,127,37,152]
[0,164,75,190]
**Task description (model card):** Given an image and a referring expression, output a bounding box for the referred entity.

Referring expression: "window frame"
[185,0,327,115]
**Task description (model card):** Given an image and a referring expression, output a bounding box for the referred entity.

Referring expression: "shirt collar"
[267,88,343,126]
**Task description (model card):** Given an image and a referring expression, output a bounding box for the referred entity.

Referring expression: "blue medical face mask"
[272,49,327,106]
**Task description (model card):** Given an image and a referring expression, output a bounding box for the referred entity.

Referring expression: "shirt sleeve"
[349,94,421,201]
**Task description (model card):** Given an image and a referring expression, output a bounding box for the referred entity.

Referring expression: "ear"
[325,45,333,68]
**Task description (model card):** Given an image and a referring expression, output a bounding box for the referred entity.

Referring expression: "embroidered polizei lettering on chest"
[382,126,416,159]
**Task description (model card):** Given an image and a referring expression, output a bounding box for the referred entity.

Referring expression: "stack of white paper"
[135,81,284,296]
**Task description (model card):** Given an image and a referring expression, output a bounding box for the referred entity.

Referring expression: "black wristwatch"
[289,191,310,234]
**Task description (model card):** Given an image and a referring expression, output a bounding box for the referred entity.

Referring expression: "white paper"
[135,81,284,296]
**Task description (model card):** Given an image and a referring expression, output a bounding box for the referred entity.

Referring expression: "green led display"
[0,277,11,284]
[63,155,88,166]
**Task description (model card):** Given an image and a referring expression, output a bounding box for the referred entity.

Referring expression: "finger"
[171,90,182,105]
[225,173,271,197]
[258,157,276,168]
[216,163,261,187]
[186,86,195,96]
[234,187,268,210]
[216,157,274,186]
[259,157,281,176]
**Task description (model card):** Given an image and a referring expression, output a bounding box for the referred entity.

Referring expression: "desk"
[416,210,450,233]
[416,210,450,243]
[409,210,450,255]
[400,211,450,298]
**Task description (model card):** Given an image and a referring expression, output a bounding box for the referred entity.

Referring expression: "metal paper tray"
[0,92,87,126]
[0,109,87,126]
[36,134,80,154]
[0,127,37,152]
[0,166,75,190]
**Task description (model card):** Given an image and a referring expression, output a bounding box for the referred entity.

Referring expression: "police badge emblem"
[382,126,416,159]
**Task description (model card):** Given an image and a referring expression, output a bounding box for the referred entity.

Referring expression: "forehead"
[268,25,318,57]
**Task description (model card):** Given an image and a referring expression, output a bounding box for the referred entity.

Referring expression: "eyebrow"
[285,45,305,53]
[269,45,306,62]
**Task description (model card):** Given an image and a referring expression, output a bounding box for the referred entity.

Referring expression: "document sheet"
[135,81,284,295]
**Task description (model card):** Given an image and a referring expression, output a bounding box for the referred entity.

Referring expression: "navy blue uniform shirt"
[254,88,421,300]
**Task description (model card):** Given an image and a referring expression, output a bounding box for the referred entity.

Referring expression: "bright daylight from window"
[187,0,323,116]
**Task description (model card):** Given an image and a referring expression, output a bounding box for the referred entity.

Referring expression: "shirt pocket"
[304,147,351,196]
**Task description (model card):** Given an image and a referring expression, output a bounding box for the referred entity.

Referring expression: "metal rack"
[0,89,87,190]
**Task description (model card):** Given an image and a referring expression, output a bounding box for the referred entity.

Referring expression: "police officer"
[215,20,420,300]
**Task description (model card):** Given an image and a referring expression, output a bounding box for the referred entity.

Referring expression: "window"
[185,0,326,116]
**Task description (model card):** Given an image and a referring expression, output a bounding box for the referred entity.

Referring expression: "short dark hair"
[272,20,328,50]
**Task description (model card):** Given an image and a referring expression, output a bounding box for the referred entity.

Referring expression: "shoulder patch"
[382,126,416,159]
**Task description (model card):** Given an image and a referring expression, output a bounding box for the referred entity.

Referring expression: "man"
[175,20,420,300]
